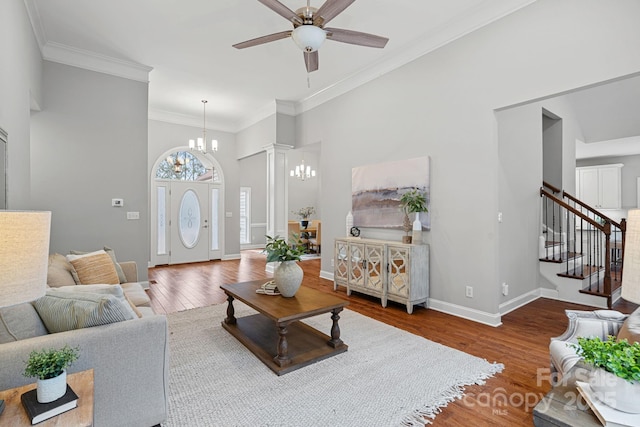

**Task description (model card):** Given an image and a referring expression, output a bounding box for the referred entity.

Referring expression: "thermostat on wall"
[112,198,124,207]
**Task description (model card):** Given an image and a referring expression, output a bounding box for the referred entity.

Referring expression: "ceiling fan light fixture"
[292,25,326,52]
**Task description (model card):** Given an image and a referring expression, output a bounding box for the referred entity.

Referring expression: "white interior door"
[169,181,209,264]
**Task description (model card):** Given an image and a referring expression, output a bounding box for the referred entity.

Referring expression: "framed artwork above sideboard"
[351,156,431,230]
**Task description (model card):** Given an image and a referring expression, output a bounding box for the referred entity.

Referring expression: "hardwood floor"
[148,250,638,426]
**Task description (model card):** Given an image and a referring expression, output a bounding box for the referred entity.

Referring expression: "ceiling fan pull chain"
[307,72,311,88]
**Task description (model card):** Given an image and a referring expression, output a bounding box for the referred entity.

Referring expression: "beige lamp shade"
[0,211,51,307]
[622,209,640,305]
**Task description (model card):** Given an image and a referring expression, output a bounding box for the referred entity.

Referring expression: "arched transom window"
[156,151,220,182]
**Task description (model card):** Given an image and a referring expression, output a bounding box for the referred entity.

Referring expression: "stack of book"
[576,381,640,427]
[255,281,280,295]
[21,385,78,425]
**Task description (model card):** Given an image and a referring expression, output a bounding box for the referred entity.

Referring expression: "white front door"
[169,181,209,264]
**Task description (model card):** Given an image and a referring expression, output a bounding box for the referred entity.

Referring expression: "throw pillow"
[617,307,640,344]
[32,289,135,333]
[46,253,77,287]
[0,303,49,344]
[54,284,139,319]
[69,246,127,283]
[67,250,120,285]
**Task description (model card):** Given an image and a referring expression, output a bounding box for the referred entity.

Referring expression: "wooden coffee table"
[220,280,349,375]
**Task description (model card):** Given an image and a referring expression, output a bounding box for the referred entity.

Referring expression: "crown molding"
[42,42,152,83]
[23,0,46,49]
[235,100,296,132]
[294,0,538,115]
[148,109,236,133]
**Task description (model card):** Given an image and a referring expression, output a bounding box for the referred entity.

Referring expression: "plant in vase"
[264,234,306,297]
[399,188,427,244]
[23,345,80,403]
[572,336,640,413]
[292,206,315,229]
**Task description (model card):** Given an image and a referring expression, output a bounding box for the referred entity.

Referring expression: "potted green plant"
[399,188,427,244]
[24,345,80,403]
[292,206,315,229]
[572,336,640,413]
[263,235,306,297]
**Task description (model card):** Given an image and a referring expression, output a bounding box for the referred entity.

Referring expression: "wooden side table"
[533,365,600,427]
[0,369,94,426]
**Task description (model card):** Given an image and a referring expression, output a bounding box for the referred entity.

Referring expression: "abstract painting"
[352,156,430,230]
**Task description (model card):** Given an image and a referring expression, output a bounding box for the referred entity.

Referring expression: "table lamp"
[622,209,640,305]
[0,211,51,413]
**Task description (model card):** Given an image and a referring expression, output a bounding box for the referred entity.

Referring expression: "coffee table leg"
[224,294,236,325]
[274,323,291,367]
[328,308,344,348]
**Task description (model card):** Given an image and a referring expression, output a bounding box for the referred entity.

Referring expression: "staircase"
[539,182,625,308]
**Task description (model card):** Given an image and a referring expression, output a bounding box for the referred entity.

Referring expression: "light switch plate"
[112,198,124,207]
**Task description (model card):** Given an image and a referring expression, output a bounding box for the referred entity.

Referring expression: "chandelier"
[166,153,189,174]
[189,100,218,154]
[290,158,316,181]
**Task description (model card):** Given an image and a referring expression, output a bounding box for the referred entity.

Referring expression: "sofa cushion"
[54,284,139,320]
[0,303,48,344]
[67,250,120,285]
[617,307,640,344]
[70,246,127,284]
[46,253,77,287]
[121,282,151,307]
[33,289,135,333]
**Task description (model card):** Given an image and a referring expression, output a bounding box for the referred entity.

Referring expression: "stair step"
[557,264,601,280]
[539,252,581,264]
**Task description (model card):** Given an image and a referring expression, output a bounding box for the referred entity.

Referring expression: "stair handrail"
[562,190,625,230]
[542,181,562,195]
[540,188,604,230]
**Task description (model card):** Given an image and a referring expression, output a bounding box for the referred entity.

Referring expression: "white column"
[265,144,292,240]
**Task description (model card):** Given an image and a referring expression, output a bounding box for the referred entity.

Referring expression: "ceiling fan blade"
[325,27,388,48]
[233,30,292,49]
[304,51,319,72]
[313,0,356,26]
[258,0,303,25]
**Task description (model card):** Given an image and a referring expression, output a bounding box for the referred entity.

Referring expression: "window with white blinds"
[240,187,251,244]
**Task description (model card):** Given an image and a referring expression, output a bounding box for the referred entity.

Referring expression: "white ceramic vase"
[412,213,422,244]
[590,368,640,413]
[274,261,304,297]
[37,369,67,403]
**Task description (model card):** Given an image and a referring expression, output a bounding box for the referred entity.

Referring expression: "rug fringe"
[400,362,504,426]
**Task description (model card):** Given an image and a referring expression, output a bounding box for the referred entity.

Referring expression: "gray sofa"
[0,255,169,427]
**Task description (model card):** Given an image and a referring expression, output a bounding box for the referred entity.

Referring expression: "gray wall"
[30,62,150,279]
[294,0,640,321]
[238,151,268,246]
[0,0,43,208]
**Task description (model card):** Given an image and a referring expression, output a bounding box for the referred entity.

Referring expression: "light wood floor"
[148,250,638,427]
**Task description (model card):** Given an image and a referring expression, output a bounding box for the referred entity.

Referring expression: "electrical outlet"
[502,282,509,296]
[466,286,473,298]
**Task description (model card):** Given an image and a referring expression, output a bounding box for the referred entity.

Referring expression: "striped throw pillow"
[33,289,135,333]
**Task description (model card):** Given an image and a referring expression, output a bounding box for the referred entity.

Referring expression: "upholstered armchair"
[549,309,629,376]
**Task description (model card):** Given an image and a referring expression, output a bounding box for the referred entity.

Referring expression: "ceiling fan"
[233,0,389,73]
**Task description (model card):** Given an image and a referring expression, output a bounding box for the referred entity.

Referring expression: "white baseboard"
[427,298,502,327]
[499,289,542,316]
[319,270,334,281]
[222,253,241,261]
[240,244,265,250]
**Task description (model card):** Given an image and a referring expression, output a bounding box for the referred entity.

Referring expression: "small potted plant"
[263,235,306,297]
[292,206,315,229]
[572,336,640,413]
[399,188,427,244]
[24,345,80,403]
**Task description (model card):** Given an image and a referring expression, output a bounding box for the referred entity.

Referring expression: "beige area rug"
[165,303,503,426]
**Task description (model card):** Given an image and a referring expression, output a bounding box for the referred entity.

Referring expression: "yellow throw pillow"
[67,250,120,285]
